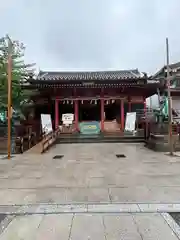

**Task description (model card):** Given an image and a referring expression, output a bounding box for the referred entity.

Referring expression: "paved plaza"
[0,143,180,238]
[0,213,179,240]
[0,143,180,204]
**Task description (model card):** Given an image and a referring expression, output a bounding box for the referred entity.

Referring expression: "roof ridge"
[169,61,180,66]
[38,69,140,75]
[129,69,140,77]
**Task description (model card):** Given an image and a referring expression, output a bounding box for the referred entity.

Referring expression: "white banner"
[125,112,136,132]
[41,114,53,134]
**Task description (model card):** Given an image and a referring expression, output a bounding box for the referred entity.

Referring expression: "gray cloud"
[0,0,180,74]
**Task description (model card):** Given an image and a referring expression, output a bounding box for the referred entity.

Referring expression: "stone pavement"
[0,143,180,238]
[0,143,180,204]
[0,213,180,239]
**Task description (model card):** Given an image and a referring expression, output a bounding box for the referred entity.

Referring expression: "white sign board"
[41,114,53,134]
[62,113,74,125]
[125,112,136,132]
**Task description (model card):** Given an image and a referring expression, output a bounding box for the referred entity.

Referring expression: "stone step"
[56,135,144,144]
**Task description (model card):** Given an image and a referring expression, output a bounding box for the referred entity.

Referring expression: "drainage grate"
[116,154,126,158]
[53,155,64,159]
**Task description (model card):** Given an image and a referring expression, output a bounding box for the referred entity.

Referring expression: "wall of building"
[146,94,159,109]
[172,96,180,111]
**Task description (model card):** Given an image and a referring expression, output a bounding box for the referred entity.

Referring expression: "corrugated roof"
[36,69,145,81]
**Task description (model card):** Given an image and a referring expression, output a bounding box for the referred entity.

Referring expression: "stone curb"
[161,213,180,240]
[1,203,180,214]
[138,204,180,213]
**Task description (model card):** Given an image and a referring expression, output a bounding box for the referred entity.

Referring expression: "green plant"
[0,35,35,119]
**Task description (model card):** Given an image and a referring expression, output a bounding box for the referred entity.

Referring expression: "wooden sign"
[62,113,74,125]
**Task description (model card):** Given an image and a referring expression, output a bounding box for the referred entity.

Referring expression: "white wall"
[146,94,159,109]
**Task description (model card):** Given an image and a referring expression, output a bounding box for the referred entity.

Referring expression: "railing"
[41,128,60,153]
[14,124,39,153]
[136,108,155,121]
[59,123,76,134]
[148,122,178,135]
[0,124,30,154]
[104,121,121,132]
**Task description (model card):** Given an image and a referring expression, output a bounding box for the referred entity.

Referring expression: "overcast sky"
[0,0,180,74]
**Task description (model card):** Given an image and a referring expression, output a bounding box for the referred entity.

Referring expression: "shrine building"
[26,69,164,136]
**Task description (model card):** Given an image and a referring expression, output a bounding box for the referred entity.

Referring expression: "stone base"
[145,134,180,152]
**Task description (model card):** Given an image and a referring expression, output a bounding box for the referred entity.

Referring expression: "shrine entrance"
[79,101,101,121]
[104,101,119,122]
[78,101,101,134]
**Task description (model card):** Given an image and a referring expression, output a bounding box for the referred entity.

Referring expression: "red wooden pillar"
[143,97,146,115]
[55,98,59,129]
[74,100,79,131]
[121,99,124,131]
[128,97,131,112]
[144,97,147,137]
[101,98,104,131]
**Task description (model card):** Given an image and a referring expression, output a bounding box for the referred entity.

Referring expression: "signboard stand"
[125,112,136,135]
[62,113,74,127]
[41,114,53,134]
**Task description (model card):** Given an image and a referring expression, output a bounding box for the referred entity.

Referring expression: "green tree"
[0,35,35,118]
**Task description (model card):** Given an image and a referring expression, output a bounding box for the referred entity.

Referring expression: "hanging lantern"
[71,100,73,104]
[67,100,69,104]
[95,100,97,105]
[63,101,65,104]
[81,100,83,104]
[112,99,115,104]
[90,100,92,104]
[106,100,109,105]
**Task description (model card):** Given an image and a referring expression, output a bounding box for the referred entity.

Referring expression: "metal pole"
[166,37,173,155]
[7,36,12,159]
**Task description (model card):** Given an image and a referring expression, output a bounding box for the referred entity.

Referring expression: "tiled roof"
[169,62,180,70]
[153,61,180,78]
[36,69,145,81]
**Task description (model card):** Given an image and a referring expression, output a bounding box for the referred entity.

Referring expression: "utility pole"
[166,37,173,155]
[7,36,12,159]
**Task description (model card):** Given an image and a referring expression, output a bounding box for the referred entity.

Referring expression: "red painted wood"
[121,100,124,131]
[55,98,59,129]
[144,97,146,115]
[101,99,104,132]
[130,100,144,103]
[74,100,79,131]
[128,98,131,112]
[100,88,104,132]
